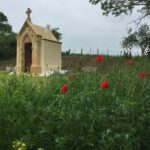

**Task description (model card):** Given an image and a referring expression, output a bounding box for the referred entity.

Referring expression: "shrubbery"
[0,58,150,150]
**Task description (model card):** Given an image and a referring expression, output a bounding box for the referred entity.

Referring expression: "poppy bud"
[139,72,148,78]
[96,54,103,62]
[62,83,68,93]
[100,80,109,88]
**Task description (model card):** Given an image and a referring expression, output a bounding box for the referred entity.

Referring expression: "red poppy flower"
[139,72,148,78]
[68,76,73,81]
[100,80,109,88]
[128,60,134,65]
[62,83,68,93]
[96,54,103,62]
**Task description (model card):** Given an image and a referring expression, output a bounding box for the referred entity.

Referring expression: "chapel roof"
[18,19,60,43]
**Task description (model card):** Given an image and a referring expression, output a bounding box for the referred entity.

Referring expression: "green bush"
[0,58,150,150]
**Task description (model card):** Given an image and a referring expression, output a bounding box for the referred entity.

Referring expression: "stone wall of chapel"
[43,40,61,69]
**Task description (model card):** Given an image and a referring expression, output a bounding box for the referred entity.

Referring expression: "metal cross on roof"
[26,8,32,20]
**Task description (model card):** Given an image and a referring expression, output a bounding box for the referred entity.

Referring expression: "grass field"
[0,56,150,150]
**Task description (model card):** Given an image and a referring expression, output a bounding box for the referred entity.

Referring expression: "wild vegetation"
[0,56,150,150]
[0,1,150,149]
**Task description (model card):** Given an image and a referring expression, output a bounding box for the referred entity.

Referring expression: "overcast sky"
[0,0,141,55]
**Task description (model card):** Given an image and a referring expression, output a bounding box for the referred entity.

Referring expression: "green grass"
[0,70,9,75]
[0,57,150,150]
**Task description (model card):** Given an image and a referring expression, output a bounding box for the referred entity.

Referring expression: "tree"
[122,28,137,51]
[0,12,16,59]
[136,24,150,56]
[0,32,17,58]
[46,24,62,41]
[89,0,150,56]
[51,27,62,41]
[89,0,150,24]
[122,25,150,56]
[0,12,12,36]
[122,28,137,57]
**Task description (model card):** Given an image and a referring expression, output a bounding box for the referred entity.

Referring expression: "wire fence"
[62,48,140,56]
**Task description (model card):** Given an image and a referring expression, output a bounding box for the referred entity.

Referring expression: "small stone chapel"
[16,8,62,75]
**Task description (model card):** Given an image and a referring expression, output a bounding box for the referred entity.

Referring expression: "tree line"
[0,12,16,59]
